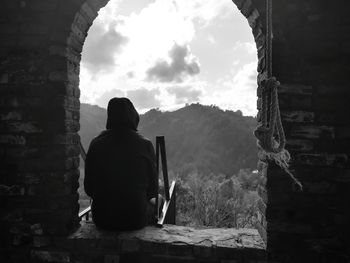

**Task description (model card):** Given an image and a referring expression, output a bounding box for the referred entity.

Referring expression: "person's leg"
[147,194,164,224]
[149,194,163,208]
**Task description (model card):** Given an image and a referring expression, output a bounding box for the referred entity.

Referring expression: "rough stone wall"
[0,0,349,262]
[262,1,350,262]
[0,0,106,260]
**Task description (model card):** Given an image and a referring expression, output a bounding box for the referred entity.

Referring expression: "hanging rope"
[254,0,302,190]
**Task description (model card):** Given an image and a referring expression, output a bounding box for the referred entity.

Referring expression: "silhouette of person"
[84,97,160,231]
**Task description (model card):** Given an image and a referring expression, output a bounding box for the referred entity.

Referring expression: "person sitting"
[84,97,161,231]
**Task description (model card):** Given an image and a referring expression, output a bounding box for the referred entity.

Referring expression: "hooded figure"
[84,98,157,230]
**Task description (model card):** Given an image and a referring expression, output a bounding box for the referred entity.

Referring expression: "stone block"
[335,126,350,139]
[70,23,87,44]
[31,250,70,262]
[73,13,91,35]
[1,121,42,133]
[297,153,348,167]
[73,87,80,98]
[20,24,49,35]
[104,254,119,263]
[141,240,168,255]
[0,23,19,35]
[29,0,59,11]
[255,32,265,51]
[278,84,312,95]
[232,0,245,10]
[168,242,193,257]
[53,133,80,145]
[50,31,70,46]
[315,85,349,95]
[81,2,99,22]
[0,34,18,47]
[316,111,350,125]
[31,223,44,235]
[257,55,265,73]
[18,35,47,48]
[148,255,196,263]
[281,111,314,123]
[33,235,51,247]
[193,244,213,259]
[0,111,22,121]
[49,71,68,82]
[313,96,349,111]
[302,181,337,194]
[286,139,313,152]
[279,94,312,110]
[240,0,253,17]
[0,184,25,196]
[290,125,335,139]
[98,237,121,250]
[0,134,26,145]
[121,238,140,253]
[0,72,9,83]
[267,221,313,235]
[49,45,68,57]
[5,146,40,160]
[67,33,84,53]
[247,9,259,29]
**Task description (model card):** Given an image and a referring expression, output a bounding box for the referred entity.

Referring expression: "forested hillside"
[79,104,106,150]
[79,103,261,228]
[80,103,258,177]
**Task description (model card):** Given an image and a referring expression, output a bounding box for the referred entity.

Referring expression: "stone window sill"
[64,222,266,262]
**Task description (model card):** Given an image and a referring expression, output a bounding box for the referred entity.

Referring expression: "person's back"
[84,98,157,231]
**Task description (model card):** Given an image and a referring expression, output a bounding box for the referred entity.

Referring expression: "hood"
[106,97,139,131]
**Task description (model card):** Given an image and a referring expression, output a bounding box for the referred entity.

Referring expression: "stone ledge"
[67,222,266,261]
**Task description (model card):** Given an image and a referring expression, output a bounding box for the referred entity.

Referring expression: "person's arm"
[146,140,158,200]
[84,141,97,198]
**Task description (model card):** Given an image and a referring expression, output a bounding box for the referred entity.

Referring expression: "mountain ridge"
[79,103,258,176]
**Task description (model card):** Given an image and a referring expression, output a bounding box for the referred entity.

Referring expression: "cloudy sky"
[80,0,258,116]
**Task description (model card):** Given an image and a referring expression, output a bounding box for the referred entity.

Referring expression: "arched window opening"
[78,0,262,230]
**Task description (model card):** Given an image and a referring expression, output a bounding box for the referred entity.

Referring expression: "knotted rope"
[254,0,302,190]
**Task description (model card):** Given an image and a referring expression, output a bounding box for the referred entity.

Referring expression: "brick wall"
[262,0,350,261]
[1,0,349,262]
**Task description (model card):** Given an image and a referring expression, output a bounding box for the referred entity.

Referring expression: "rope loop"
[254,77,284,153]
[253,0,302,190]
[254,77,302,190]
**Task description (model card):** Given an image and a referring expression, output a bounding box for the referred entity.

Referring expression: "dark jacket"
[84,98,157,230]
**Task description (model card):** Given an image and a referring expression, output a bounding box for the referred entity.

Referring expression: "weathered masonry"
[0,0,349,262]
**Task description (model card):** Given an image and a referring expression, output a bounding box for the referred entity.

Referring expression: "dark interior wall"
[263,0,350,262]
[0,0,349,262]
[0,0,107,242]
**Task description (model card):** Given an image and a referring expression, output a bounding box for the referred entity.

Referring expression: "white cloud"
[172,0,236,27]
[208,35,216,44]
[202,62,258,116]
[79,0,258,115]
[82,23,128,75]
[232,62,257,91]
[167,86,202,104]
[114,0,196,79]
[233,41,256,55]
[94,89,125,108]
[146,43,200,83]
[127,88,161,110]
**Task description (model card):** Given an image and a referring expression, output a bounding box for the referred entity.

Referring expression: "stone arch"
[0,0,268,245]
[51,0,268,238]
[49,0,267,93]
[2,1,350,261]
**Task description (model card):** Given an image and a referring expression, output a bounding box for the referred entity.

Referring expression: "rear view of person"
[84,98,158,231]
